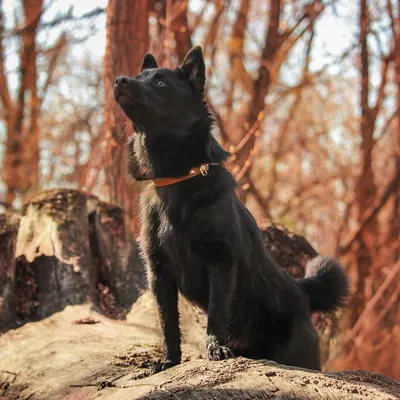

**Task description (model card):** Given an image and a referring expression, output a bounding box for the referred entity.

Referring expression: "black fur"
[298,256,349,313]
[114,46,349,373]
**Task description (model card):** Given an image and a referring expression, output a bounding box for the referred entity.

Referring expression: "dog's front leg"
[206,259,236,361]
[149,266,181,374]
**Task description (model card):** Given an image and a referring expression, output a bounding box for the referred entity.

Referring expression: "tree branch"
[247,180,270,219]
[325,258,400,366]
[12,6,104,34]
[340,166,400,253]
[372,52,392,122]
[266,27,315,202]
[40,33,67,102]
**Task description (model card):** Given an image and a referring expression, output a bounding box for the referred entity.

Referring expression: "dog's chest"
[140,188,210,306]
[161,213,208,300]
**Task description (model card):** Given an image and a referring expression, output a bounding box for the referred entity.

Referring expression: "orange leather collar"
[153,164,213,187]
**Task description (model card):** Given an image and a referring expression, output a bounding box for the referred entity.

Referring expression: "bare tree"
[1,0,44,205]
[0,0,103,207]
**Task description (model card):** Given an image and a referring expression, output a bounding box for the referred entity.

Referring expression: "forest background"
[0,0,399,379]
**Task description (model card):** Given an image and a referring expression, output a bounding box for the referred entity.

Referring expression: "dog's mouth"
[114,89,135,105]
[114,89,154,114]
[117,94,133,110]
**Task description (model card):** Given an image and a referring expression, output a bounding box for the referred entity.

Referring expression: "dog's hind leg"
[274,317,321,370]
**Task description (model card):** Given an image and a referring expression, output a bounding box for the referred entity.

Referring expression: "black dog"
[114,46,348,373]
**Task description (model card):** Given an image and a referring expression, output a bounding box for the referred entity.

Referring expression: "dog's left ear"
[181,46,206,94]
[141,53,158,71]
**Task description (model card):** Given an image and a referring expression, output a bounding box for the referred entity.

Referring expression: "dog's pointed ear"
[141,53,158,71]
[181,46,206,94]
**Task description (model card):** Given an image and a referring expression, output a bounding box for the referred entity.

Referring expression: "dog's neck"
[129,119,236,220]
[128,118,230,180]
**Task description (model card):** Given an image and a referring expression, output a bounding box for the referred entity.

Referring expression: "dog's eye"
[156,79,167,87]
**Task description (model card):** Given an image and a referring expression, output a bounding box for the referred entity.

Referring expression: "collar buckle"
[200,164,209,176]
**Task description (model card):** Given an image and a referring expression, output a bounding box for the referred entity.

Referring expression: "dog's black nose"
[115,76,130,86]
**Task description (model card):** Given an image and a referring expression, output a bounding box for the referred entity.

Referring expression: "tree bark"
[259,221,318,277]
[65,359,399,399]
[389,0,400,260]
[102,0,149,234]
[0,213,19,329]
[173,0,192,63]
[1,296,398,399]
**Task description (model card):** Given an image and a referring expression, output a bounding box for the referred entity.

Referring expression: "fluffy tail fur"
[298,256,349,313]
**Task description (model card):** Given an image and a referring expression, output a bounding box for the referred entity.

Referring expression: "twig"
[340,168,400,253]
[247,180,270,219]
[231,114,262,154]
[355,280,400,346]
[375,107,400,142]
[325,259,400,367]
[190,0,210,31]
[347,259,400,341]
[0,370,17,383]
[234,159,252,182]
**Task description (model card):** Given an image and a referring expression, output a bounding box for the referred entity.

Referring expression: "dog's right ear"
[141,53,158,71]
[181,46,206,94]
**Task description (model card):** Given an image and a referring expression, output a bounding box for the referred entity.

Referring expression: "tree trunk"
[259,222,318,278]
[1,189,145,330]
[102,0,149,234]
[25,31,40,193]
[0,214,19,329]
[173,0,192,63]
[3,0,43,205]
[348,0,378,327]
[389,0,400,260]
[1,296,398,399]
[65,359,400,399]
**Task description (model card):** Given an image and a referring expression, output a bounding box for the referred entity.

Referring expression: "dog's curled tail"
[298,256,349,313]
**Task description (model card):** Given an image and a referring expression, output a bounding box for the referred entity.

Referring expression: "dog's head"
[114,46,208,136]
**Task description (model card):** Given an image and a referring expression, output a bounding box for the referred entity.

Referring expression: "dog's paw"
[150,360,177,375]
[206,338,235,361]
